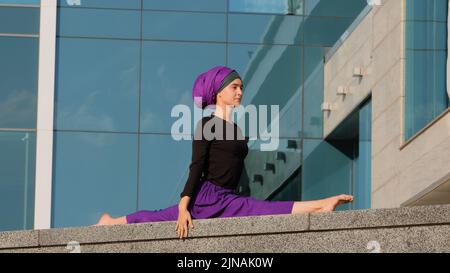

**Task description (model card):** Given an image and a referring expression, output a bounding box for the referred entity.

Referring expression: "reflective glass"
[241,138,302,200]
[143,0,226,12]
[140,41,225,133]
[303,46,324,138]
[228,44,302,138]
[142,11,226,42]
[303,16,355,46]
[52,132,138,228]
[0,37,38,129]
[405,50,448,139]
[55,38,140,132]
[302,139,352,210]
[229,0,304,15]
[138,134,192,210]
[0,7,39,35]
[0,131,35,231]
[354,100,371,209]
[228,14,303,45]
[305,0,367,17]
[0,0,39,4]
[57,0,140,9]
[57,8,141,39]
[406,21,447,50]
[404,0,449,140]
[406,0,448,22]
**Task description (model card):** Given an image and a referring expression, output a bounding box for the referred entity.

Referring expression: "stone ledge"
[1,205,449,252]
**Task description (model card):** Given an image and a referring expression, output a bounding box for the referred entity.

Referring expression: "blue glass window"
[140,41,225,134]
[405,50,448,139]
[303,16,355,46]
[0,132,36,231]
[229,0,304,15]
[0,37,38,129]
[228,14,303,45]
[302,139,352,210]
[55,38,140,132]
[138,135,192,210]
[406,21,447,50]
[406,0,448,22]
[52,132,138,228]
[303,46,324,138]
[0,0,39,4]
[354,100,371,210]
[240,138,302,200]
[57,0,140,9]
[143,0,226,12]
[305,0,367,17]
[57,8,141,39]
[0,7,39,35]
[405,0,449,140]
[142,11,226,42]
[228,44,302,138]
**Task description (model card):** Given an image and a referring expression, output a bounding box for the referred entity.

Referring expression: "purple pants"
[126,180,295,224]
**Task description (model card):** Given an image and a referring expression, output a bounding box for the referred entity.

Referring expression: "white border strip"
[34,0,57,230]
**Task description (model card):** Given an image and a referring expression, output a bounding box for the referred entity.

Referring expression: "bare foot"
[315,195,354,213]
[95,213,127,226]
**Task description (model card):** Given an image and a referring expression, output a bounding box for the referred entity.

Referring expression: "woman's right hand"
[176,209,194,239]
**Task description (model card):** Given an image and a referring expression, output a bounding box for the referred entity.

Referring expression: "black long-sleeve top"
[180,114,249,198]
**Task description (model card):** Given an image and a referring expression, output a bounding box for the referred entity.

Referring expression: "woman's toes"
[339,194,354,202]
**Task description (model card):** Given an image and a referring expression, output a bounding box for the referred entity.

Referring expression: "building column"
[34,0,57,230]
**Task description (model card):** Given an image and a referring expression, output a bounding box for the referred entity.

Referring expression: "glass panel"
[55,38,140,132]
[0,37,38,129]
[354,100,371,210]
[0,131,36,232]
[143,0,227,12]
[303,46,324,138]
[239,138,302,199]
[142,11,226,42]
[0,7,39,35]
[406,21,447,50]
[305,0,367,17]
[140,41,225,133]
[57,8,141,39]
[138,134,192,210]
[406,0,448,22]
[404,0,449,140]
[302,139,352,210]
[229,0,304,15]
[228,44,302,138]
[303,16,355,46]
[268,170,301,201]
[405,50,448,139]
[0,0,39,4]
[57,0,141,9]
[228,14,303,45]
[52,132,138,228]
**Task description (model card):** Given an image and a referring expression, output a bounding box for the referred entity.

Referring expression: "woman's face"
[216,78,244,108]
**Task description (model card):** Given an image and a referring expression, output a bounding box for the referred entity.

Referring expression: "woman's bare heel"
[95,213,127,226]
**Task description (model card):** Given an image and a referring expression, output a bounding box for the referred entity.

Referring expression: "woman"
[96,66,353,239]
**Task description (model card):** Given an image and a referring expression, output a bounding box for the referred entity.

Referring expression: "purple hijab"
[192,66,240,109]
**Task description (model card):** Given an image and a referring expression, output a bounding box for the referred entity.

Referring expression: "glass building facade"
[51,0,368,228]
[0,0,39,231]
[405,0,449,140]
[8,0,443,231]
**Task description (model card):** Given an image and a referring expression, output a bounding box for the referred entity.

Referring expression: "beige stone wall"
[324,0,450,208]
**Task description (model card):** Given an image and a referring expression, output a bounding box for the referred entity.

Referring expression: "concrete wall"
[1,205,449,253]
[324,0,450,208]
